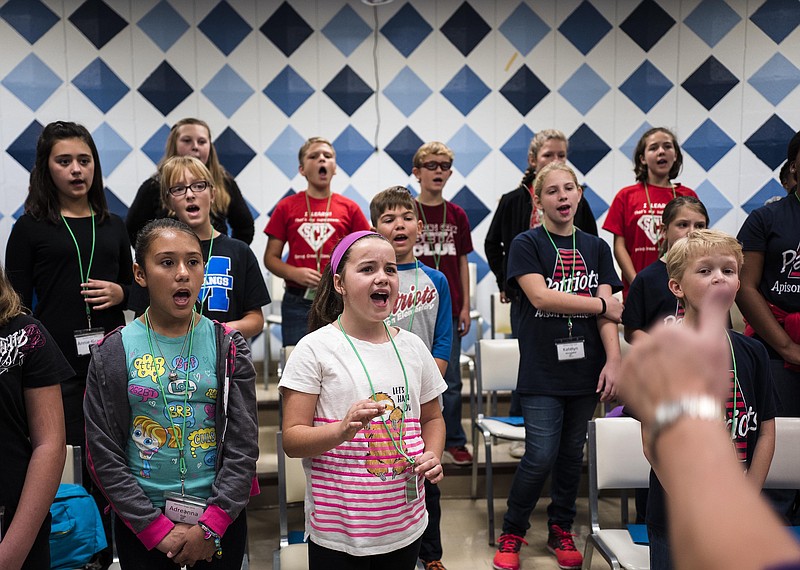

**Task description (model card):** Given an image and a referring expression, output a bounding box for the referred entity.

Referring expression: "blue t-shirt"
[622,259,683,332]
[647,331,778,530]
[387,260,453,362]
[507,227,622,395]
[121,317,218,507]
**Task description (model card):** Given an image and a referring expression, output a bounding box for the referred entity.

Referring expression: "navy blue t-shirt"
[507,227,622,395]
[622,260,683,332]
[646,331,779,530]
[737,194,800,357]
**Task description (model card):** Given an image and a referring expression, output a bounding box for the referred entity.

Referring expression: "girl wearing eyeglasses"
[128,156,270,339]
[263,137,370,346]
[126,118,255,246]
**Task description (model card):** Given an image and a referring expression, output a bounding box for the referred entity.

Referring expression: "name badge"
[555,337,586,361]
[303,287,317,301]
[74,328,104,356]
[405,474,420,504]
[164,492,206,525]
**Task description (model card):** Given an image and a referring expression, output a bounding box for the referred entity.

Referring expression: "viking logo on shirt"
[298,222,335,252]
[546,248,598,296]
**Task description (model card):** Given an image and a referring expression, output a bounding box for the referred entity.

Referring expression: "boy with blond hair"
[646,229,778,570]
[412,142,474,465]
[372,185,453,570]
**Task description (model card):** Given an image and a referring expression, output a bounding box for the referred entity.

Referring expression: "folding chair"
[470,338,523,545]
[61,444,83,485]
[765,417,800,489]
[264,273,285,387]
[489,292,512,338]
[583,417,651,570]
[273,431,308,570]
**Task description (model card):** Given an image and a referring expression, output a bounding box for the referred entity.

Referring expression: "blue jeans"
[647,524,673,570]
[281,290,313,347]
[502,393,598,536]
[443,317,467,448]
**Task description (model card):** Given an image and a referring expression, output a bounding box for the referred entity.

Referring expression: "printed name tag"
[74,328,105,356]
[555,337,586,361]
[164,492,206,525]
[304,287,317,301]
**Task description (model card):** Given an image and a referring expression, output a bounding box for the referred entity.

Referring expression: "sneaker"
[492,533,527,570]
[422,560,446,570]
[547,525,583,569]
[443,445,472,465]
[509,441,525,458]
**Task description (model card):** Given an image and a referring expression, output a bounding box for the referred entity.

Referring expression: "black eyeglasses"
[419,161,452,172]
[168,180,210,196]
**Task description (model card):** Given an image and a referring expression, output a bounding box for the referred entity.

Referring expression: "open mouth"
[370,292,389,305]
[557,205,571,215]
[393,234,408,243]
[70,179,85,186]
[433,176,443,183]
[319,166,327,175]
[186,204,200,213]
[173,289,192,305]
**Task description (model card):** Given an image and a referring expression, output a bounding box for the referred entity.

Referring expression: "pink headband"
[330,231,381,275]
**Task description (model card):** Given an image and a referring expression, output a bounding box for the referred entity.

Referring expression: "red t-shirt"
[264,192,370,289]
[602,181,697,295]
[413,200,474,317]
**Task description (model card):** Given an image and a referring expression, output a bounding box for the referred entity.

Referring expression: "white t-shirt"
[279,323,447,556]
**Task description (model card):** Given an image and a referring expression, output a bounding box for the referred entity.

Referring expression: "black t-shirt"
[5,214,132,381]
[737,194,800,357]
[507,227,622,395]
[622,260,683,332]
[646,331,779,530]
[129,233,271,323]
[0,315,73,507]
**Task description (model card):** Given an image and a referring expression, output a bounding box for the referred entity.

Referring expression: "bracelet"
[650,395,721,461]
[198,522,222,559]
[598,297,606,315]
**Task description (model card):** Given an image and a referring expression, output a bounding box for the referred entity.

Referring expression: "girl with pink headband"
[279,231,447,568]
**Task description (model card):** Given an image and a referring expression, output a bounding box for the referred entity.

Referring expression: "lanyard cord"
[643,181,677,216]
[198,230,215,312]
[725,331,739,440]
[542,223,577,335]
[336,315,415,465]
[416,201,447,270]
[305,191,333,273]
[144,308,196,488]
[62,211,96,328]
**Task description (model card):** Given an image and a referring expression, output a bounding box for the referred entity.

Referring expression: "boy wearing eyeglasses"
[412,142,475,466]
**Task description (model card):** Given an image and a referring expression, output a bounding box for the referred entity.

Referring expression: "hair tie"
[330,231,381,275]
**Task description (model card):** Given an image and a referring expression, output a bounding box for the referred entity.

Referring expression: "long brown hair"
[0,265,26,326]
[160,118,230,215]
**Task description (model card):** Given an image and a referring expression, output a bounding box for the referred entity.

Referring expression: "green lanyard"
[337,316,415,465]
[542,223,577,336]
[144,308,196,492]
[198,230,215,312]
[417,202,447,270]
[725,331,739,441]
[61,212,96,328]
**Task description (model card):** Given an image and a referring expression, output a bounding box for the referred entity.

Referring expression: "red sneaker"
[492,533,527,570]
[547,525,583,569]
[443,445,472,465]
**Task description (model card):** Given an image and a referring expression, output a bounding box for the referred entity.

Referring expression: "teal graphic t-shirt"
[121,317,218,507]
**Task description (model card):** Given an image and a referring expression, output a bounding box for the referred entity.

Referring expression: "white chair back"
[490,292,512,338]
[765,417,800,489]
[61,444,82,485]
[271,273,285,303]
[475,339,520,394]
[468,261,477,310]
[592,417,651,490]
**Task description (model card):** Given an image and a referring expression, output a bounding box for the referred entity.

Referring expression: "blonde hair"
[532,162,580,199]
[298,137,335,164]
[161,118,230,215]
[413,142,454,168]
[0,265,25,326]
[159,156,215,209]
[665,229,743,283]
[528,129,568,160]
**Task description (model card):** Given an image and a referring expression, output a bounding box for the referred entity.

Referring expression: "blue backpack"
[49,484,107,570]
